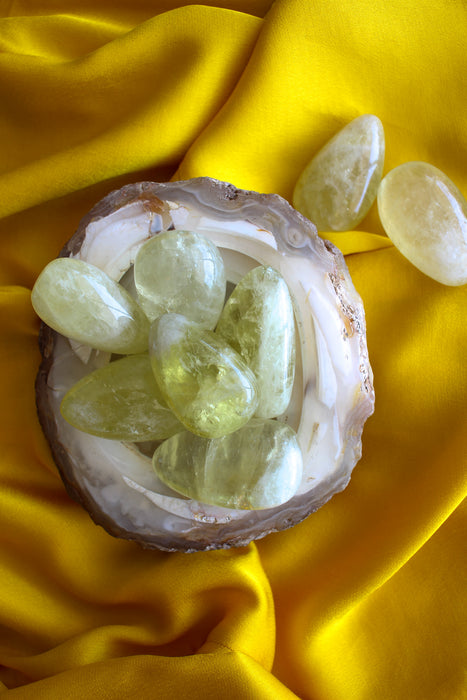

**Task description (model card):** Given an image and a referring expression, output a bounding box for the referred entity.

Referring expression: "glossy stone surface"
[377,161,467,286]
[61,354,183,441]
[153,419,303,510]
[216,266,296,419]
[293,114,385,231]
[31,258,149,354]
[134,229,226,327]
[149,313,258,438]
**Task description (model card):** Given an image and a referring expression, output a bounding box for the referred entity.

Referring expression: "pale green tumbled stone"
[31,258,149,354]
[149,313,258,438]
[377,162,467,286]
[216,266,295,419]
[293,114,385,231]
[153,419,303,510]
[61,354,183,441]
[134,230,226,328]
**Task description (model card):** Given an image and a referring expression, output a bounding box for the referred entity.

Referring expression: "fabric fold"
[0,6,262,218]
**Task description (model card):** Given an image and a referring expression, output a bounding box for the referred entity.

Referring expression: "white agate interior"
[49,198,369,534]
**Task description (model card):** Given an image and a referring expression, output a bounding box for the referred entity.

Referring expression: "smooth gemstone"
[153,419,303,510]
[149,313,258,438]
[31,258,149,354]
[377,162,467,286]
[216,266,296,419]
[134,230,226,328]
[293,114,385,231]
[61,354,183,441]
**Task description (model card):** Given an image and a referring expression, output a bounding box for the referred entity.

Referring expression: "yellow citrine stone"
[134,230,226,328]
[216,265,296,419]
[293,114,385,231]
[60,354,183,441]
[377,161,467,286]
[31,258,149,354]
[149,313,258,438]
[153,419,303,510]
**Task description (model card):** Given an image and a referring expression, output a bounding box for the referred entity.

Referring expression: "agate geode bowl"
[35,178,375,552]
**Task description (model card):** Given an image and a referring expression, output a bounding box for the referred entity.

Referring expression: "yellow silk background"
[0,0,465,698]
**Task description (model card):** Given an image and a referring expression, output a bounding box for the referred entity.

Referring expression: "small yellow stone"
[61,354,183,441]
[377,162,467,286]
[31,258,149,354]
[153,419,303,510]
[293,114,385,231]
[134,230,226,328]
[149,313,258,438]
[216,266,295,419]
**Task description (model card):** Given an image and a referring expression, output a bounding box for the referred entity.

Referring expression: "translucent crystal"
[31,258,149,354]
[377,161,467,286]
[153,419,303,510]
[216,265,295,419]
[134,229,226,328]
[61,354,183,441]
[293,114,385,231]
[149,313,258,438]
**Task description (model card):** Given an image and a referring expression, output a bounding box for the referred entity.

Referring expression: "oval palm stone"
[61,354,183,441]
[31,258,149,354]
[153,419,303,510]
[134,229,226,328]
[377,161,467,286]
[293,114,385,231]
[149,313,258,438]
[216,266,295,419]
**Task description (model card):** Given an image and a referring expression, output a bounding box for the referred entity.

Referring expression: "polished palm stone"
[216,266,295,419]
[31,258,149,354]
[293,114,385,231]
[134,230,226,328]
[153,419,303,510]
[61,354,183,441]
[149,313,258,438]
[377,162,467,286]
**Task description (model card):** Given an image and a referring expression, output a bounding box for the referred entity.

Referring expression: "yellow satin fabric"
[0,1,465,698]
